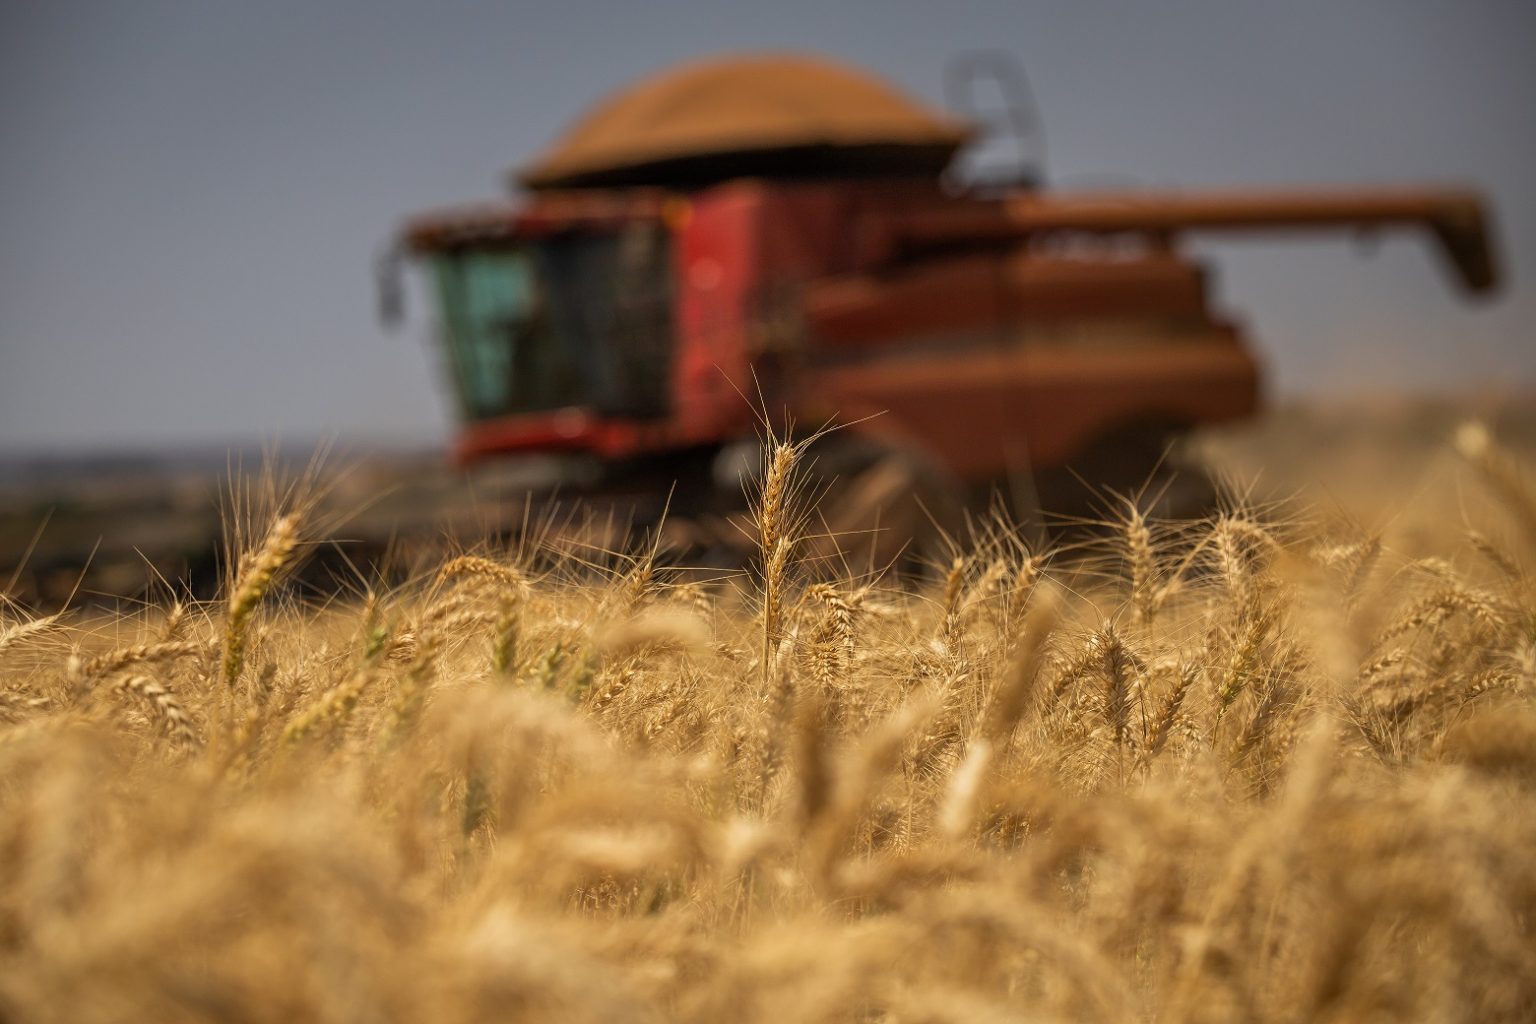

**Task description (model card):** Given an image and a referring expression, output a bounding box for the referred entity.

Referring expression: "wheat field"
[2,420,1534,1023]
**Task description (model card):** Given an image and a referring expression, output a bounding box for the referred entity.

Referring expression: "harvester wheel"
[1032,422,1218,525]
[801,440,966,577]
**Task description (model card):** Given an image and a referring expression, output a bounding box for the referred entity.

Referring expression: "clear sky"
[2,0,1533,454]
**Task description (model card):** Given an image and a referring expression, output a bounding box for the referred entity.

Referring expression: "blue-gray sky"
[2,0,1533,453]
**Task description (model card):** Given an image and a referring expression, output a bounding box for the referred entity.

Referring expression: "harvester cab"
[384,52,1498,561]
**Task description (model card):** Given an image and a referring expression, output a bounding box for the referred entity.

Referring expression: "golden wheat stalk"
[80,640,202,683]
[1142,660,1198,767]
[436,554,524,591]
[805,583,859,692]
[938,555,968,651]
[755,441,799,672]
[385,638,440,740]
[158,602,189,642]
[221,513,300,688]
[978,593,1058,742]
[1467,530,1523,583]
[282,668,378,746]
[0,614,62,659]
[1375,584,1507,647]
[937,736,992,840]
[492,591,522,676]
[1121,499,1157,626]
[113,674,199,750]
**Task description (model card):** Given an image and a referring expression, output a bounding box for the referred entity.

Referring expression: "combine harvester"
[4,53,1499,605]
[383,51,1497,566]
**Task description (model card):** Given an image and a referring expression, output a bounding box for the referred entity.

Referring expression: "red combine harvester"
[385,53,1497,562]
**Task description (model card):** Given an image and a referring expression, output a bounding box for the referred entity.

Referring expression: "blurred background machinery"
[1,51,1501,601]
[384,52,1497,565]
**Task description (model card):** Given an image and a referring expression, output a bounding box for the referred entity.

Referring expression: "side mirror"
[943,49,1047,194]
[375,243,406,330]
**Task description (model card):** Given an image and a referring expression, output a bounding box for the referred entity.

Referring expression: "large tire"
[1030,422,1218,525]
[799,437,967,577]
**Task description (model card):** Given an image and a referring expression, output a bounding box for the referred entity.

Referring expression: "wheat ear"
[221,513,300,688]
[756,441,798,674]
[114,674,199,750]
[0,614,62,659]
[81,641,202,683]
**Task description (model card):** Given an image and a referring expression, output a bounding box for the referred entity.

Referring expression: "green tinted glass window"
[430,227,673,422]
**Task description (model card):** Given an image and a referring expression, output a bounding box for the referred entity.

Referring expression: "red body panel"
[403,174,1493,482]
[797,329,1258,478]
[669,189,758,440]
